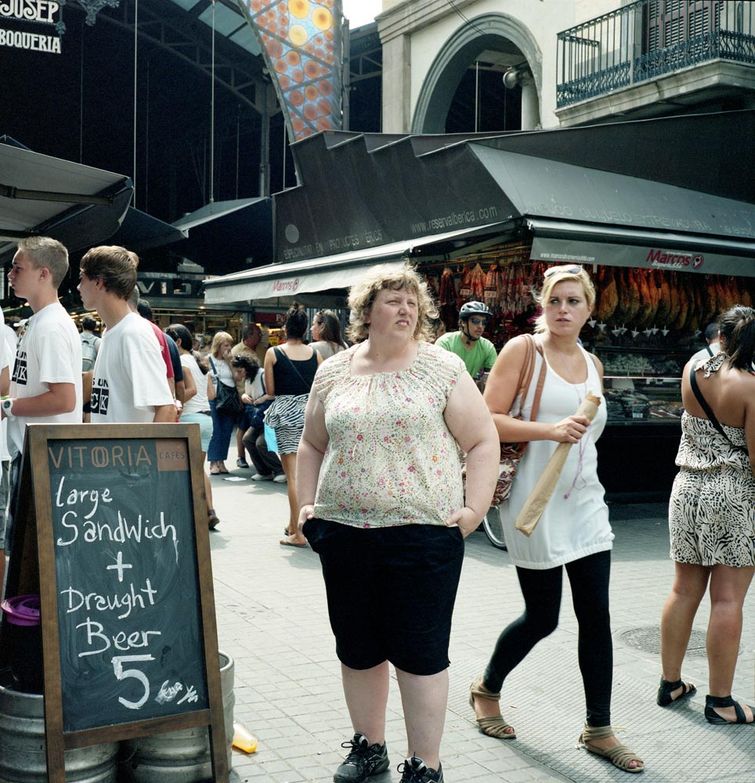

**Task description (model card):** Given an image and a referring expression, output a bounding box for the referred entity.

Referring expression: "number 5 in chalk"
[112,655,155,710]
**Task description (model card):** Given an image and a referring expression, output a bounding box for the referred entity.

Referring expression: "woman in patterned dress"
[659,305,755,725]
[264,305,322,546]
[296,265,498,783]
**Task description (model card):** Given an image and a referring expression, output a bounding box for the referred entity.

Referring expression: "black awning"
[108,207,188,253]
[171,197,272,275]
[273,111,755,274]
[0,140,133,261]
[469,146,755,276]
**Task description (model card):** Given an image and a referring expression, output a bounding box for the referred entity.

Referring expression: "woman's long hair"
[314,309,347,348]
[210,331,233,360]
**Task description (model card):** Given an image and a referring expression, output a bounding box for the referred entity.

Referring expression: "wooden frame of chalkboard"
[4,423,229,783]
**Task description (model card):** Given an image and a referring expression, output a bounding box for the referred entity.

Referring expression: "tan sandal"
[578,724,644,774]
[469,678,516,739]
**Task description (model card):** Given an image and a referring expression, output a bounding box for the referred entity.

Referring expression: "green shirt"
[435,331,498,378]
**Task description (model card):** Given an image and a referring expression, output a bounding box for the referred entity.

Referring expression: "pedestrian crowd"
[0,239,752,783]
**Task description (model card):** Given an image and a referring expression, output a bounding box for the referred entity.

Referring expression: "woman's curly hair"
[346,263,438,343]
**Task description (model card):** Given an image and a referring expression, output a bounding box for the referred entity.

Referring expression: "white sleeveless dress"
[498,344,613,570]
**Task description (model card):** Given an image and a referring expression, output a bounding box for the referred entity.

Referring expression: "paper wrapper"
[515,394,602,537]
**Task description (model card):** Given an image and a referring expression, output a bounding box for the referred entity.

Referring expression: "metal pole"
[209,0,216,203]
[342,18,350,130]
[79,16,85,163]
[474,60,479,132]
[259,91,270,196]
[132,0,139,205]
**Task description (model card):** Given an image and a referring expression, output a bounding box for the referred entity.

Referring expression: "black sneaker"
[333,733,389,783]
[398,756,444,783]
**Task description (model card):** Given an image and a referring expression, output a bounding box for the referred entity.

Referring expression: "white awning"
[203,222,506,304]
[528,219,755,277]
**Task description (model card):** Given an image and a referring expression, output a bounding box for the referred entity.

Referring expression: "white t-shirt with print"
[0,339,9,462]
[90,313,173,423]
[8,302,83,455]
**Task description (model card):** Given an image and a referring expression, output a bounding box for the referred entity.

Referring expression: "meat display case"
[591,345,686,426]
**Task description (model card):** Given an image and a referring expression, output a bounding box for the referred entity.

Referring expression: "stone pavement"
[207,470,754,783]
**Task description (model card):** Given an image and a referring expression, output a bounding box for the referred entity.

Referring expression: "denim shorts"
[180,411,212,453]
[303,518,465,676]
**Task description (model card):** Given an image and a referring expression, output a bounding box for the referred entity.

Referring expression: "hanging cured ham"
[597,269,618,322]
[667,272,681,325]
[458,265,473,302]
[655,273,671,325]
[624,269,641,323]
[672,276,691,330]
[438,266,458,331]
[483,264,499,310]
[469,263,486,301]
[635,270,656,328]
[438,267,456,305]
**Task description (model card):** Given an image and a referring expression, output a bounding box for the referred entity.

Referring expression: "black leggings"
[483,550,613,727]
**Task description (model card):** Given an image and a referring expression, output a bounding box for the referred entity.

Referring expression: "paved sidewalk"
[208,470,754,783]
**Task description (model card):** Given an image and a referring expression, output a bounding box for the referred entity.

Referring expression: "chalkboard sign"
[49,436,208,730]
[3,424,228,783]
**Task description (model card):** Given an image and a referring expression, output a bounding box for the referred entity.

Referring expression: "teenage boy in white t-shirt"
[78,246,174,424]
[2,236,83,592]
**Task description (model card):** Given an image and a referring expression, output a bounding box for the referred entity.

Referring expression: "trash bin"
[1,595,43,694]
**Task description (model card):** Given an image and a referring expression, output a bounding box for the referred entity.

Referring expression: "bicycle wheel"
[482,507,507,550]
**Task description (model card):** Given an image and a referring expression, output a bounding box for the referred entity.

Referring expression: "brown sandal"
[469,678,516,739]
[578,724,644,774]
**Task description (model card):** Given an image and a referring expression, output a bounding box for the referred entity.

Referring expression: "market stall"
[421,244,754,497]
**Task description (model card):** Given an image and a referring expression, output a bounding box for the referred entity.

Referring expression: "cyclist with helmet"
[436,301,497,380]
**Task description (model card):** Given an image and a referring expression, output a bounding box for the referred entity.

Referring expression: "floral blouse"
[312,341,466,528]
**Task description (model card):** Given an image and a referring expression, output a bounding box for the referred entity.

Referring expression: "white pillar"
[381,35,412,133]
[520,74,540,130]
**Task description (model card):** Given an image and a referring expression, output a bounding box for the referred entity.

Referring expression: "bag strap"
[688,365,746,452]
[528,346,548,422]
[514,335,547,422]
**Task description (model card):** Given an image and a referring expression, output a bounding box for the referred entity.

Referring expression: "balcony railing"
[557,0,755,107]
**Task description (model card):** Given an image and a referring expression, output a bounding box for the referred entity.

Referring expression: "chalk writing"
[48,438,208,732]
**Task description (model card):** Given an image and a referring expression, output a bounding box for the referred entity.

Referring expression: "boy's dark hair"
[166,323,193,352]
[137,299,154,322]
[80,246,138,300]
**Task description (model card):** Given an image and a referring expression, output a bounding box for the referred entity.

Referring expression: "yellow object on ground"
[232,722,258,754]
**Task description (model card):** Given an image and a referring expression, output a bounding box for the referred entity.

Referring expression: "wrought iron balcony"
[557,0,755,107]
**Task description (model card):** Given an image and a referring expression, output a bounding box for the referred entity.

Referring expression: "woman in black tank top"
[263,305,322,547]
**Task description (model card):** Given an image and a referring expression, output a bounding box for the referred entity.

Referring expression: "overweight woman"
[297,265,498,783]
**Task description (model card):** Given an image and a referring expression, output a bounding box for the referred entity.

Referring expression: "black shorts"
[303,518,465,676]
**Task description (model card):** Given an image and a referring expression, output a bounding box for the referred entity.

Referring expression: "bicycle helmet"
[459,301,492,320]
